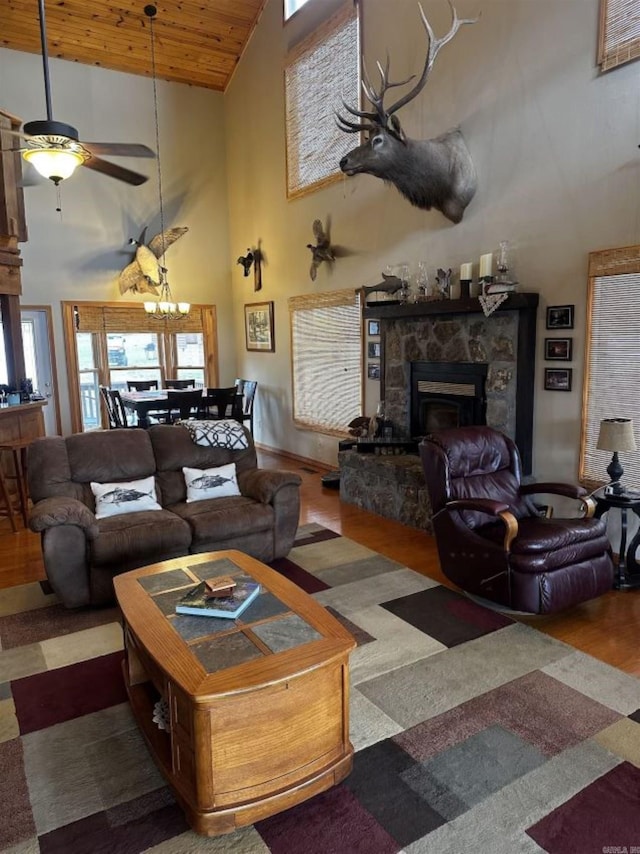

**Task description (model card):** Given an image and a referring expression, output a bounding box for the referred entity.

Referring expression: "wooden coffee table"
[113,550,356,836]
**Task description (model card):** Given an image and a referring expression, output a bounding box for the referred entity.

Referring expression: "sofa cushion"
[91,475,162,519]
[90,509,191,567]
[67,429,157,484]
[170,496,273,546]
[183,464,240,502]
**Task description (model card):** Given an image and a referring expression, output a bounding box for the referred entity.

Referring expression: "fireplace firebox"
[410,362,487,437]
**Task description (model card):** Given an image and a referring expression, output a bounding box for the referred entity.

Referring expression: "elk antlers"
[337,1,478,141]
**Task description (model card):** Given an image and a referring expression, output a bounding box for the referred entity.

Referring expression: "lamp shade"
[596,418,637,453]
[23,147,85,183]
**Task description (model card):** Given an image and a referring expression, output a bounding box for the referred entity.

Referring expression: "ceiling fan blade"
[82,155,149,186]
[82,142,155,158]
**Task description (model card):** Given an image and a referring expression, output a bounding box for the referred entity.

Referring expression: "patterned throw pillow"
[183,463,241,503]
[181,419,249,450]
[90,475,162,520]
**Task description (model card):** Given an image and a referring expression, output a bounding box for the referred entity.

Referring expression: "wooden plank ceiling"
[1,0,267,91]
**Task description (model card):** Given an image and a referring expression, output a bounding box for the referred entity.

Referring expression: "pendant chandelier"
[142,4,190,320]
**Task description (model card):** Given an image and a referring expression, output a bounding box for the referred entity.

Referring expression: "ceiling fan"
[5,0,155,186]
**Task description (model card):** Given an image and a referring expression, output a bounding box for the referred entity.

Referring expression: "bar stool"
[0,438,30,530]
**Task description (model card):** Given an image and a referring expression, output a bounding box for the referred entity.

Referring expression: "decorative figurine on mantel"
[436,268,452,300]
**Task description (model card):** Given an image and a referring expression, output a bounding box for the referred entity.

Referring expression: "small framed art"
[544,338,572,361]
[544,367,572,391]
[368,320,380,336]
[368,342,381,358]
[546,305,574,330]
[367,363,380,380]
[244,301,275,352]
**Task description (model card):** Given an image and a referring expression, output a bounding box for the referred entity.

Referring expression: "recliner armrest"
[519,482,595,518]
[237,469,302,504]
[29,497,99,539]
[446,499,519,552]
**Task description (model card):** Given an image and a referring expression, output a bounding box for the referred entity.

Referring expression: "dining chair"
[234,379,257,434]
[99,386,133,429]
[205,387,242,421]
[127,380,159,391]
[99,385,119,429]
[165,389,205,422]
[165,378,196,389]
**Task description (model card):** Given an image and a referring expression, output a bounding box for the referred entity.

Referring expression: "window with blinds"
[289,289,362,433]
[580,245,640,486]
[598,0,640,71]
[284,2,360,199]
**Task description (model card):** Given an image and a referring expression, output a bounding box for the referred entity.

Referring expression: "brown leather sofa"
[420,425,614,614]
[27,425,302,608]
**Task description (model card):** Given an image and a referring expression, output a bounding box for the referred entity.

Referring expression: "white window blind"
[580,246,640,486]
[598,0,640,70]
[284,2,360,199]
[289,289,362,433]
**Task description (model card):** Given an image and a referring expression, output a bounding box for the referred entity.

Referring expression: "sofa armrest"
[446,498,519,552]
[29,497,99,540]
[238,469,303,504]
[519,482,595,517]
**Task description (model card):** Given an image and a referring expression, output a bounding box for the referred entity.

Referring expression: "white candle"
[460,262,473,280]
[479,253,493,278]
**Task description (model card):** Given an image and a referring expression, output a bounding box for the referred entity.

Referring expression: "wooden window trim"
[62,301,218,433]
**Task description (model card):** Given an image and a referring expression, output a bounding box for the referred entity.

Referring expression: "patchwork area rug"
[2,524,640,853]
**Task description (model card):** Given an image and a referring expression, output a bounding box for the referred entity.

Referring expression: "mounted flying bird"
[118,226,188,295]
[307,219,335,281]
[337,1,478,223]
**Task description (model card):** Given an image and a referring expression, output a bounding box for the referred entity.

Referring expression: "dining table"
[120,388,241,429]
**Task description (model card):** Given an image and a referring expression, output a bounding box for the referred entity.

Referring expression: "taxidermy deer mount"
[337,1,478,224]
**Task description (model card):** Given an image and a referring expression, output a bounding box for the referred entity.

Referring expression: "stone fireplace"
[339,293,538,528]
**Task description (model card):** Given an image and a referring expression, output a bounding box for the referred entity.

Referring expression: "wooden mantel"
[362,292,539,320]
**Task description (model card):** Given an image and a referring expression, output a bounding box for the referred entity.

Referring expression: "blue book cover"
[176,580,260,619]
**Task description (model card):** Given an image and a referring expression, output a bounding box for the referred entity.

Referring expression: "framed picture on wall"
[368,342,381,358]
[544,367,572,391]
[367,363,380,380]
[546,305,574,329]
[544,337,573,361]
[368,320,380,336]
[244,301,275,352]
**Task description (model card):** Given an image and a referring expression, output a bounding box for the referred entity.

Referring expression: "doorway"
[21,307,61,436]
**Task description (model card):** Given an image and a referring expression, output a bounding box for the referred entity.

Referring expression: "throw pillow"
[91,475,162,520]
[183,463,241,503]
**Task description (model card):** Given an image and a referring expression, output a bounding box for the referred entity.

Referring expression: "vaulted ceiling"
[2,0,267,91]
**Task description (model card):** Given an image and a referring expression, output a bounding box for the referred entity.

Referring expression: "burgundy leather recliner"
[420,426,614,614]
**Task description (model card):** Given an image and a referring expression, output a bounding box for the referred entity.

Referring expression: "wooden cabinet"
[0,108,27,388]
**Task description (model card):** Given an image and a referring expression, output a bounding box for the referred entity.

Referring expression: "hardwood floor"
[2,447,639,677]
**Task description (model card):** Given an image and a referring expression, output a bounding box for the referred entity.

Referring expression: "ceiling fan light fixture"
[23,146,85,184]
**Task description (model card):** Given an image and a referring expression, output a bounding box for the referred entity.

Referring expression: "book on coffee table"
[176,580,260,619]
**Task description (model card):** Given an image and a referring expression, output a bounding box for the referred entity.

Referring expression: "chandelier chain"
[148,9,166,267]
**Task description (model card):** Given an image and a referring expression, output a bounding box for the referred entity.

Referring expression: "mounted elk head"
[337,1,478,224]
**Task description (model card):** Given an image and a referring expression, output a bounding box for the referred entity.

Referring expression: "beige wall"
[2,0,640,482]
[224,0,640,478]
[0,48,232,434]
